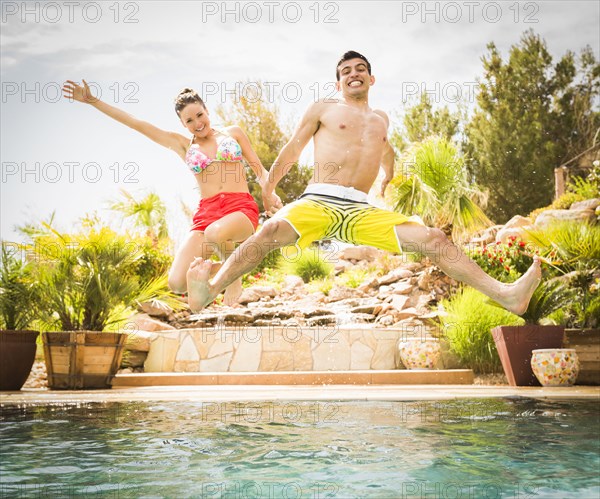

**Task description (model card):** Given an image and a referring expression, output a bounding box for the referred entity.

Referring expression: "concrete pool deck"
[2,384,599,404]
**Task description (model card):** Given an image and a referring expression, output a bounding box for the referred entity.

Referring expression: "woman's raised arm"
[63,79,187,157]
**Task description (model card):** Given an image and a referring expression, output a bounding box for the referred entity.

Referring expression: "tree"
[387,137,490,241]
[465,30,599,223]
[390,93,461,154]
[109,189,169,245]
[216,81,312,211]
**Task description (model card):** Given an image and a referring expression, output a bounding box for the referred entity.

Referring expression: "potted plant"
[30,223,179,389]
[0,243,40,390]
[526,220,600,384]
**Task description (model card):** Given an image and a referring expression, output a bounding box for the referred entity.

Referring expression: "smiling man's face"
[336,58,375,98]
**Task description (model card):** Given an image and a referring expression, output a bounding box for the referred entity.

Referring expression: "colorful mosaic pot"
[531,349,580,387]
[398,339,441,370]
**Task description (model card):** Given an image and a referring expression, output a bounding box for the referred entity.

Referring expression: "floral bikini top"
[185,131,243,175]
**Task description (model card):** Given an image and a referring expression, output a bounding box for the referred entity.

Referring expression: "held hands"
[62,79,98,104]
[262,189,283,217]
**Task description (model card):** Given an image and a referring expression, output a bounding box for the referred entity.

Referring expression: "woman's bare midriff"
[193,161,251,198]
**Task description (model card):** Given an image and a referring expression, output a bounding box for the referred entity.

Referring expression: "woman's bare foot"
[186,258,215,312]
[502,257,542,315]
[223,277,243,306]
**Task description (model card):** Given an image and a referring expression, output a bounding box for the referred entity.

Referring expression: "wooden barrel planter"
[42,332,127,389]
[564,329,600,385]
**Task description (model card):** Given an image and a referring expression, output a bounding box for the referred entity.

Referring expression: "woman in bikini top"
[62,80,282,306]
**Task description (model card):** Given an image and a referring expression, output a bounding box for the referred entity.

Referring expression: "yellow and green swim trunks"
[271,183,424,257]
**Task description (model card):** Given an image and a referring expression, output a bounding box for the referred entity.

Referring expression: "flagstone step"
[113,369,474,387]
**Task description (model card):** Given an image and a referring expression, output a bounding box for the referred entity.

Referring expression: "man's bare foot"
[186,258,215,312]
[502,257,542,315]
[223,278,243,306]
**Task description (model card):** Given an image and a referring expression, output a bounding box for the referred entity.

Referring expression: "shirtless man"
[187,50,541,313]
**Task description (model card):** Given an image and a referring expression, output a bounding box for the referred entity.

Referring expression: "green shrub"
[306,277,334,296]
[438,287,523,374]
[283,246,333,283]
[568,161,600,199]
[527,221,600,270]
[132,238,173,284]
[338,268,369,288]
[26,224,182,332]
[526,220,600,328]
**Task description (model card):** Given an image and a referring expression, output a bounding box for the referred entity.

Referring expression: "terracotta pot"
[531,349,580,387]
[0,330,39,391]
[491,325,565,386]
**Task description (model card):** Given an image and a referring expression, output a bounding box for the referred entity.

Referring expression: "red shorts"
[191,192,260,232]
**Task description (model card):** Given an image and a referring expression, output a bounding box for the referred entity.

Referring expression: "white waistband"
[304,183,369,202]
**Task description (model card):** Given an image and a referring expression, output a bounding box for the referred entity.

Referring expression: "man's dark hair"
[336,51,371,81]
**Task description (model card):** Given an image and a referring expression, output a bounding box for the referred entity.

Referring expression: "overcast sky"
[1,0,599,245]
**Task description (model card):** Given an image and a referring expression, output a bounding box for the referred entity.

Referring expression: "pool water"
[1,398,599,498]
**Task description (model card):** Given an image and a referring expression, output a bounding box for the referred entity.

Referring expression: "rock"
[470,225,503,245]
[251,309,295,320]
[400,262,423,272]
[351,305,376,314]
[376,315,395,326]
[570,198,600,211]
[138,300,174,319]
[333,260,353,274]
[377,268,414,285]
[360,277,380,290]
[504,215,532,229]
[534,209,596,227]
[373,303,391,316]
[327,286,357,302]
[389,295,410,311]
[417,272,431,291]
[301,308,334,318]
[238,286,277,304]
[247,301,278,309]
[283,275,305,293]
[121,350,148,368]
[495,216,534,243]
[412,294,435,313]
[124,330,156,352]
[495,225,535,243]
[128,313,176,332]
[333,298,362,308]
[222,312,254,323]
[253,319,282,327]
[337,245,382,262]
[395,307,420,321]
[392,282,413,295]
[186,313,220,325]
[306,315,337,326]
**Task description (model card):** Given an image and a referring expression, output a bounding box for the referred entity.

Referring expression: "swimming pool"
[1,398,598,498]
